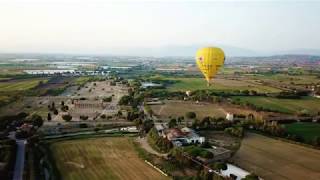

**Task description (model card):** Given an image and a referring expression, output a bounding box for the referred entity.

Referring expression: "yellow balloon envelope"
[196,47,225,85]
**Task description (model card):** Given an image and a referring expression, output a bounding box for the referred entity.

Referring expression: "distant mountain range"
[1,46,320,58]
[107,45,320,57]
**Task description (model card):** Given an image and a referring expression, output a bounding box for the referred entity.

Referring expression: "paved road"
[13,139,26,180]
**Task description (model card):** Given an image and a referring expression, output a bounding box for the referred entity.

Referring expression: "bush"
[212,162,227,172]
[47,113,52,121]
[79,115,88,120]
[62,114,72,122]
[103,96,112,102]
[79,123,88,128]
[53,109,58,115]
[27,114,43,127]
[119,95,133,105]
[225,127,244,137]
[147,128,172,153]
[186,112,196,119]
[183,146,213,159]
[242,173,259,180]
[100,114,106,119]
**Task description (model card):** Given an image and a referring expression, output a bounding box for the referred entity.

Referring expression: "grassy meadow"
[284,122,320,142]
[0,78,48,92]
[232,96,320,114]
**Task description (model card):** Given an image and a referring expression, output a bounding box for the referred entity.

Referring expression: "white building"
[165,127,205,146]
[226,113,234,121]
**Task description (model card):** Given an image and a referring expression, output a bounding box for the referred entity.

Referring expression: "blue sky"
[0,0,319,55]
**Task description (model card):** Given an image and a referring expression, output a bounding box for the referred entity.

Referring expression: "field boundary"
[247,130,320,150]
[145,160,169,177]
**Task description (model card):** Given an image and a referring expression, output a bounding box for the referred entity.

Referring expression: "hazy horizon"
[1,0,320,56]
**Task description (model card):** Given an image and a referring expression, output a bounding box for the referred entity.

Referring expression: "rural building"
[226,113,234,121]
[154,123,168,136]
[185,90,192,96]
[120,126,139,133]
[164,127,205,146]
[141,82,163,89]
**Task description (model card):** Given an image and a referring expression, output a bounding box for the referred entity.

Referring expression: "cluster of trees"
[59,101,69,112]
[80,115,89,120]
[182,146,214,159]
[119,94,144,108]
[275,90,310,99]
[191,116,231,130]
[0,138,16,180]
[241,120,320,147]
[25,114,44,127]
[147,127,172,153]
[224,127,244,138]
[48,102,59,115]
[0,112,28,131]
[134,119,154,134]
[102,96,112,102]
[126,109,144,121]
[16,114,44,138]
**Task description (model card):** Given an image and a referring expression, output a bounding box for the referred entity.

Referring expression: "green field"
[284,122,320,142]
[0,78,48,92]
[150,76,281,93]
[50,137,169,180]
[250,74,320,85]
[74,77,92,86]
[232,96,320,114]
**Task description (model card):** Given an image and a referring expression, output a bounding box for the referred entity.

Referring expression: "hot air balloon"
[196,47,225,86]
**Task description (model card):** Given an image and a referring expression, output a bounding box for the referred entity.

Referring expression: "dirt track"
[232,133,320,180]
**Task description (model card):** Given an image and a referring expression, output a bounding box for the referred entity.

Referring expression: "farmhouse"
[164,127,205,146]
[154,123,168,136]
[141,82,163,89]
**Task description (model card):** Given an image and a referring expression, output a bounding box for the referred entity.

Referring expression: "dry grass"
[232,133,320,180]
[151,100,227,120]
[50,137,169,180]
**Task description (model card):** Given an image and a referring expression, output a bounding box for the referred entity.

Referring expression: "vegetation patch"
[232,96,320,114]
[284,122,320,143]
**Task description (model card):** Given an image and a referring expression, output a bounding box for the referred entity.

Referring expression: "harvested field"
[50,137,169,180]
[151,100,227,120]
[232,133,320,180]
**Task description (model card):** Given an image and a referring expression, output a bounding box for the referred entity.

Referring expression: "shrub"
[62,114,72,122]
[80,115,88,120]
[185,112,196,119]
[100,114,106,119]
